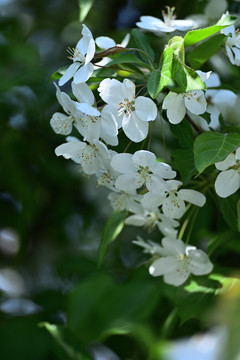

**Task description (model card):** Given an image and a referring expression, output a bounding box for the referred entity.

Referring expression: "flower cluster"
[49,10,240,287]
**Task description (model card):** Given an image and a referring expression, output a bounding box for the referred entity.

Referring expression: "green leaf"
[168,36,185,62]
[108,53,151,68]
[98,210,127,266]
[172,60,206,93]
[78,0,95,22]
[40,323,92,360]
[188,34,226,69]
[208,229,239,255]
[169,118,194,150]
[194,132,240,173]
[184,14,237,46]
[67,273,160,342]
[131,29,155,66]
[172,149,197,185]
[218,193,239,231]
[147,70,161,99]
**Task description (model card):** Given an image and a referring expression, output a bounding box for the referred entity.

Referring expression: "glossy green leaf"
[40,323,92,360]
[147,69,161,99]
[98,210,127,266]
[188,34,226,69]
[172,149,197,185]
[78,0,95,22]
[108,53,151,68]
[158,47,174,92]
[184,14,237,46]
[169,118,194,149]
[131,29,155,66]
[172,60,206,93]
[194,132,240,173]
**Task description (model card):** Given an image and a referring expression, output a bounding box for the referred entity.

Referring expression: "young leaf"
[172,149,197,185]
[131,29,155,66]
[78,0,95,22]
[172,60,206,93]
[184,14,237,46]
[98,210,127,266]
[158,47,174,92]
[168,36,185,62]
[188,34,226,69]
[194,132,240,173]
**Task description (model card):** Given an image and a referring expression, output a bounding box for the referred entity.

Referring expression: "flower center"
[162,6,176,25]
[67,47,85,63]
[97,171,114,187]
[118,98,135,116]
[80,144,97,166]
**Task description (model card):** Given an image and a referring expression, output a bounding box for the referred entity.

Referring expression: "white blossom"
[111,150,176,194]
[221,25,240,66]
[108,191,142,213]
[162,90,207,125]
[98,78,157,142]
[214,148,240,198]
[148,237,213,286]
[59,24,95,86]
[136,7,195,35]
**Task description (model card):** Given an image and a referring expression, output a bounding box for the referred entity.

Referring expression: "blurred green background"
[1,0,240,359]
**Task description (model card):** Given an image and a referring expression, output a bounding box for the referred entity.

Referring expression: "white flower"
[221,25,240,66]
[141,180,206,219]
[214,148,240,198]
[108,191,142,213]
[136,7,195,35]
[162,90,207,125]
[98,78,157,142]
[95,33,130,50]
[111,150,176,194]
[59,24,95,86]
[149,237,213,286]
[55,138,110,175]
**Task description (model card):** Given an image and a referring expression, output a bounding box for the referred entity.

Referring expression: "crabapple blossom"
[141,180,206,219]
[111,150,176,194]
[221,25,240,66]
[214,147,240,198]
[162,89,207,125]
[148,237,213,286]
[59,24,95,86]
[136,7,195,35]
[108,191,143,214]
[98,78,157,142]
[55,137,110,175]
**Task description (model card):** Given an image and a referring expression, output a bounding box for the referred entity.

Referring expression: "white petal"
[184,90,207,115]
[149,256,177,276]
[163,269,190,286]
[178,189,206,207]
[98,78,124,105]
[149,162,176,179]
[120,33,130,47]
[55,141,85,163]
[50,113,73,135]
[215,153,236,170]
[196,70,212,83]
[96,36,116,49]
[141,191,166,210]
[132,150,156,167]
[235,147,240,160]
[161,237,186,256]
[125,215,145,227]
[135,96,157,121]
[58,62,80,86]
[75,102,100,116]
[122,112,149,142]
[100,108,118,137]
[85,38,95,64]
[72,82,94,105]
[188,249,213,275]
[73,63,94,84]
[171,19,195,31]
[76,24,93,55]
[122,79,135,101]
[111,153,136,173]
[215,169,240,198]
[205,72,221,88]
[162,195,186,219]
[163,92,186,124]
[115,174,139,193]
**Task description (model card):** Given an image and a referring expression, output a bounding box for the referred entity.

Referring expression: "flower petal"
[135,96,157,121]
[50,113,73,135]
[72,82,95,105]
[111,153,136,173]
[122,112,149,142]
[178,189,206,207]
[58,62,80,86]
[132,150,156,167]
[96,36,116,49]
[149,256,177,276]
[73,63,94,84]
[184,90,207,115]
[215,169,240,198]
[163,92,186,124]
[188,249,213,275]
